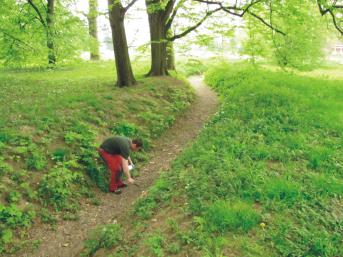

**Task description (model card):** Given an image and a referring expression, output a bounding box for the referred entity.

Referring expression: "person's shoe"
[111,189,122,195]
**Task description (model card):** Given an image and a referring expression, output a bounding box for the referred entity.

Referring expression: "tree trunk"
[146,15,168,76]
[88,0,100,60]
[108,1,136,87]
[46,0,56,64]
[166,30,175,70]
[145,0,175,76]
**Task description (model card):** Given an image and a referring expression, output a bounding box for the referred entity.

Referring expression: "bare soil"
[12,76,219,257]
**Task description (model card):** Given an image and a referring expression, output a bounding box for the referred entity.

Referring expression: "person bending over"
[98,135,143,194]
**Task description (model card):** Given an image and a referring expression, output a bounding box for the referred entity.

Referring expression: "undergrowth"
[0,61,194,254]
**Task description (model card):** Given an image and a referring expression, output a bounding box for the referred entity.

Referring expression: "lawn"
[98,62,343,257]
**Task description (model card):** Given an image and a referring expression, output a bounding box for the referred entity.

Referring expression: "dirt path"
[17,76,219,257]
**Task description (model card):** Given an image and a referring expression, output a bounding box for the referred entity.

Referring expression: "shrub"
[0,204,35,228]
[38,167,82,210]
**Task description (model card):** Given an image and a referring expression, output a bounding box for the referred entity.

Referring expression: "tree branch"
[328,9,343,35]
[194,0,262,17]
[317,1,343,35]
[167,7,221,41]
[166,0,186,31]
[0,28,36,51]
[164,0,176,23]
[248,11,286,36]
[123,0,139,14]
[27,0,46,27]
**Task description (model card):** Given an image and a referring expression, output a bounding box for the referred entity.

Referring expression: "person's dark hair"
[132,138,143,148]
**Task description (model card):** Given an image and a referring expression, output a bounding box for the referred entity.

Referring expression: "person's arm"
[122,158,135,184]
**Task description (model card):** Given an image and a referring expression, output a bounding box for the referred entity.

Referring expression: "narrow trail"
[18,76,219,257]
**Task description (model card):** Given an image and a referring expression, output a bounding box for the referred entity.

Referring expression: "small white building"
[332,44,343,55]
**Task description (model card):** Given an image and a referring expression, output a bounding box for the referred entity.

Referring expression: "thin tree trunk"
[108,1,136,87]
[88,0,100,60]
[46,0,56,64]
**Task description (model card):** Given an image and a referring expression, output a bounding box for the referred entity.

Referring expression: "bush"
[38,167,82,210]
[0,204,35,228]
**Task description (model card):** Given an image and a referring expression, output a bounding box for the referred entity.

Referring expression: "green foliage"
[81,224,122,257]
[39,208,57,225]
[0,204,35,228]
[177,58,209,76]
[0,204,35,252]
[111,121,141,138]
[26,148,47,170]
[6,191,22,204]
[146,233,165,257]
[51,148,70,162]
[272,0,327,70]
[0,61,194,253]
[261,177,301,205]
[0,0,89,67]
[38,166,82,210]
[134,176,173,219]
[125,63,342,256]
[204,201,261,233]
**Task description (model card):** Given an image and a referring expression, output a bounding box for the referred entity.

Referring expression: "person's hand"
[128,177,135,184]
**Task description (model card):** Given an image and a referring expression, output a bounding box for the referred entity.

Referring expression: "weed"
[0,204,35,228]
[39,208,57,225]
[6,191,22,204]
[204,201,261,234]
[81,224,122,257]
[111,121,141,138]
[38,166,82,210]
[51,148,70,163]
[146,233,165,257]
[262,177,301,205]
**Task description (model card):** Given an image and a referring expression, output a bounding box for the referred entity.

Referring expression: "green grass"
[110,62,343,257]
[0,61,194,254]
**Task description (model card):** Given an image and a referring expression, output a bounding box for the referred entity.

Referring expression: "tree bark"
[147,15,168,76]
[108,0,136,87]
[145,0,175,76]
[88,0,100,60]
[166,30,175,70]
[46,0,56,65]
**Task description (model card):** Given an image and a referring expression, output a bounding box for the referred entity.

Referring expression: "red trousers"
[98,148,125,192]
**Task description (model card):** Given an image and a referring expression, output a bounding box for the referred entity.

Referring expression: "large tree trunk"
[146,14,168,76]
[145,0,175,76]
[46,0,56,65]
[88,0,100,60]
[108,1,136,87]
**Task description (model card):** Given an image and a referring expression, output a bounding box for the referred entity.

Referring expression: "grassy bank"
[92,63,343,257]
[0,61,194,253]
